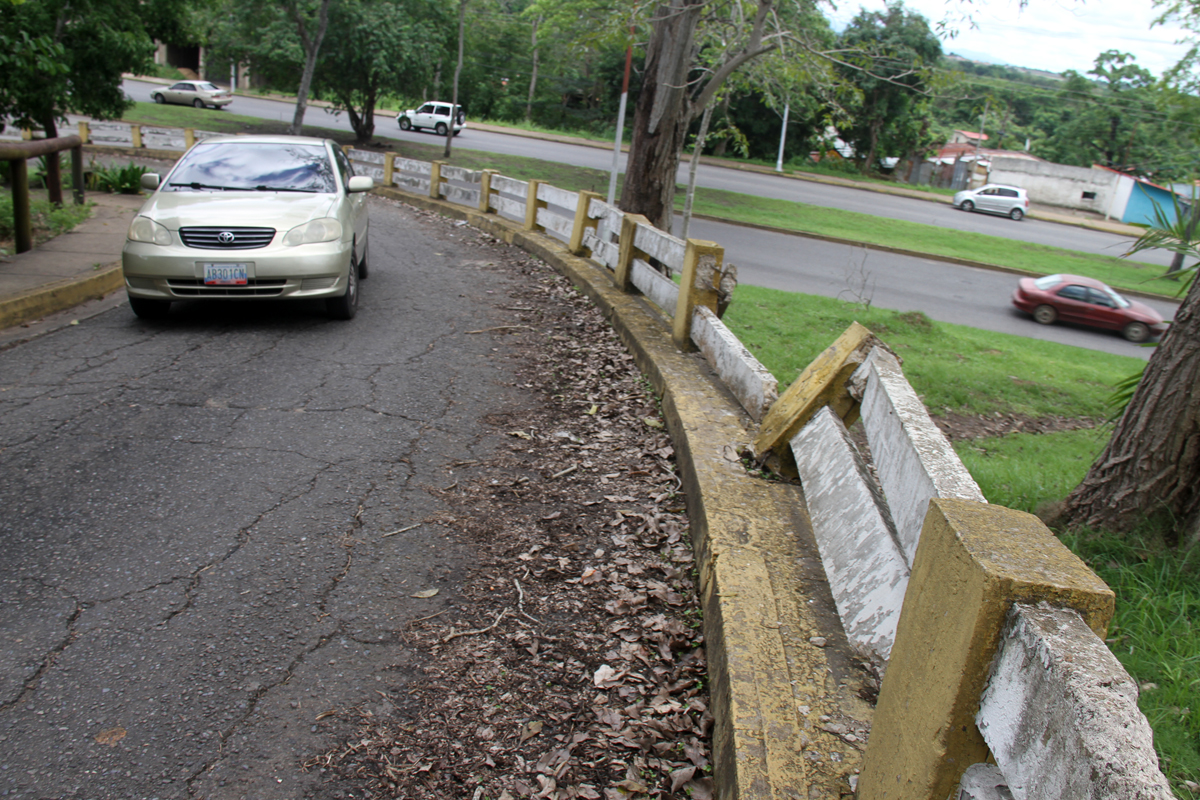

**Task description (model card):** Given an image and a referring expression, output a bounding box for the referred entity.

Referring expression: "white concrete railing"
[350,147,1171,799]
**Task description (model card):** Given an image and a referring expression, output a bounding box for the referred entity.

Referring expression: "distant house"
[947,130,989,146]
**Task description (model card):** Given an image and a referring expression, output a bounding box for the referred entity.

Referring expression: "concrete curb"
[379,186,872,798]
[0,262,124,330]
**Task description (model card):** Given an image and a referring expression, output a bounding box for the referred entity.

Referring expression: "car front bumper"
[122,239,352,301]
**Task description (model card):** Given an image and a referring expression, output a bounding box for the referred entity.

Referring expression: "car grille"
[167,278,286,297]
[179,226,275,250]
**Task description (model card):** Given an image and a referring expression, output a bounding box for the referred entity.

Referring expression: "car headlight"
[282,218,343,246]
[128,216,172,246]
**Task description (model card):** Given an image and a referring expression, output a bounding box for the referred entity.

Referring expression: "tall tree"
[283,0,334,135]
[834,2,941,174]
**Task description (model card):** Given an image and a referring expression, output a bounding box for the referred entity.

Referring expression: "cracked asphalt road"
[0,197,533,799]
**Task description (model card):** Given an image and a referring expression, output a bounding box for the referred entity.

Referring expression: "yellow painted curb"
[0,263,124,329]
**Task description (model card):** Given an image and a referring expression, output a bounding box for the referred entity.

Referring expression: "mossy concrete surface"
[379,185,874,798]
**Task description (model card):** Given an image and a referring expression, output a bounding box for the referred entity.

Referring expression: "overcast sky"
[827,0,1195,77]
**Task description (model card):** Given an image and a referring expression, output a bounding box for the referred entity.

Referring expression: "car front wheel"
[961,200,975,212]
[326,255,359,320]
[398,117,412,131]
[1010,208,1024,221]
[193,98,205,109]
[435,122,448,136]
[1123,321,1151,343]
[1033,305,1057,325]
[152,93,165,104]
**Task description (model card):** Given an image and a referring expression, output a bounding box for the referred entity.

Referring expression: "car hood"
[1127,299,1166,325]
[137,192,339,230]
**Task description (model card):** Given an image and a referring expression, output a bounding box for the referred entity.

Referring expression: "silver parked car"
[396,102,465,136]
[151,81,234,109]
[121,135,372,320]
[953,184,1029,221]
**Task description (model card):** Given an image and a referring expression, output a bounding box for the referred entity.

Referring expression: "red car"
[1011,274,1168,343]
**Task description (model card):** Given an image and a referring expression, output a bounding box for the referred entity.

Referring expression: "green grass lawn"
[722,285,1197,796]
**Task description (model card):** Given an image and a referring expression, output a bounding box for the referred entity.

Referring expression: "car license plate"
[203,263,248,285]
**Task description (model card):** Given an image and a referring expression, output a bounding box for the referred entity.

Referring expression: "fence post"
[11,158,32,254]
[672,239,724,351]
[614,213,649,293]
[569,191,602,256]
[185,129,195,150]
[479,169,497,213]
[524,179,545,231]
[383,152,395,189]
[430,160,445,200]
[71,145,84,205]
[857,498,1114,800]
[131,125,142,149]
[77,121,90,144]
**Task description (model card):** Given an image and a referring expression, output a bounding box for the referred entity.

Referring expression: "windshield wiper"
[252,185,320,193]
[169,182,237,191]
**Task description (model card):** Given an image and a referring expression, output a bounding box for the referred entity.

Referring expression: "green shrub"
[88,162,149,194]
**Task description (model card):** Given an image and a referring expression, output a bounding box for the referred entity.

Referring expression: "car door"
[413,103,436,128]
[1052,284,1091,323]
[334,146,368,252]
[1082,288,1127,331]
[433,104,450,126]
[165,82,193,104]
[976,188,1001,214]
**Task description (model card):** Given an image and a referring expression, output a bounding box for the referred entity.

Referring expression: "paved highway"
[123,79,1162,268]
[122,79,1177,358]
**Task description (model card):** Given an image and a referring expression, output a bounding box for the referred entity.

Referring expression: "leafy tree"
[312,0,450,143]
[834,2,941,173]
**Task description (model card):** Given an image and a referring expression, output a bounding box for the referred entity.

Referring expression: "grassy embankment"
[108,106,1198,792]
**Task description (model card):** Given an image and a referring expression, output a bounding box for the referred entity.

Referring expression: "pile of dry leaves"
[307,223,713,799]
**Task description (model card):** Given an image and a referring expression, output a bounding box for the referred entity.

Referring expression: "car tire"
[435,122,448,136]
[1010,208,1024,221]
[357,238,369,279]
[1123,321,1151,343]
[152,93,165,104]
[129,297,171,319]
[326,254,359,320]
[1033,305,1057,325]
[961,200,975,212]
[193,98,205,109]
[398,117,412,131]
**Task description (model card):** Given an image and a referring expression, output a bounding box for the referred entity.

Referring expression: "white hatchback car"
[121,135,372,320]
[953,184,1029,220]
[397,102,464,136]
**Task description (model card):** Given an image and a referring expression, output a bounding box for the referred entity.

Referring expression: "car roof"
[193,135,332,147]
[1043,273,1109,289]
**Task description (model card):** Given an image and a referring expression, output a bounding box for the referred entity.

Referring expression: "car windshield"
[164,142,337,193]
[1101,286,1132,309]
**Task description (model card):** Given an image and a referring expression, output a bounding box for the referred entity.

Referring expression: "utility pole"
[607,17,636,206]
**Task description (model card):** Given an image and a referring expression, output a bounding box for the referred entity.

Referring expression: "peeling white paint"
[632,259,679,316]
[692,306,778,422]
[791,408,910,663]
[850,348,985,565]
[977,604,1175,800]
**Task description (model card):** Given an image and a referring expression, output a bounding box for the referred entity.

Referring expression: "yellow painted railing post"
[569,190,602,255]
[77,121,90,144]
[672,239,724,351]
[21,128,32,141]
[614,213,649,293]
[131,125,142,149]
[857,499,1114,800]
[383,152,396,188]
[479,169,497,213]
[430,160,445,200]
[524,179,545,231]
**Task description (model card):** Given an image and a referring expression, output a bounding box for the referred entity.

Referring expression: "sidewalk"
[0,192,143,331]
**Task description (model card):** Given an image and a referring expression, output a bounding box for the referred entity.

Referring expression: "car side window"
[436,105,449,116]
[418,104,434,114]
[170,82,190,90]
[1057,285,1089,301]
[1088,288,1115,308]
[999,189,1017,197]
[981,188,996,195]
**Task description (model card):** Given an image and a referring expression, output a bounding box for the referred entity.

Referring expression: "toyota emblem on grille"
[217,231,236,244]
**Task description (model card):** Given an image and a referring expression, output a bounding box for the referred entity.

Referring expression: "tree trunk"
[287,0,334,136]
[680,100,714,240]
[40,111,63,207]
[526,16,540,123]
[1057,278,1200,546]
[445,0,466,159]
[618,0,703,231]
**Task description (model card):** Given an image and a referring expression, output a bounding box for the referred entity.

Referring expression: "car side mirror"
[347,175,374,193]
[140,173,160,191]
